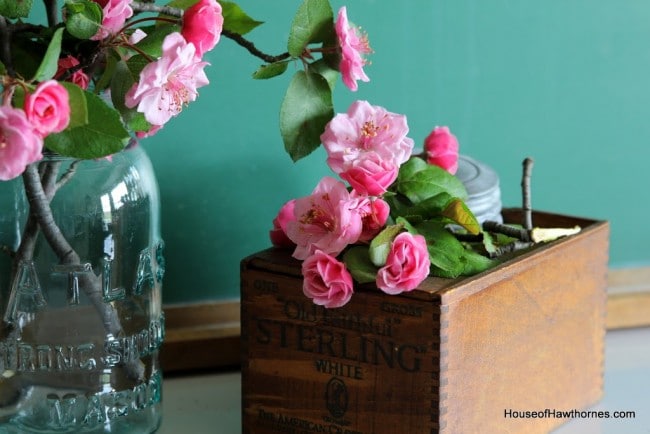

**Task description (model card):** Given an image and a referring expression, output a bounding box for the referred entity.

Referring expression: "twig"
[522,157,534,230]
[55,160,81,190]
[42,0,59,27]
[0,16,15,77]
[488,241,535,258]
[222,29,292,64]
[12,161,62,278]
[131,1,183,17]
[483,220,531,242]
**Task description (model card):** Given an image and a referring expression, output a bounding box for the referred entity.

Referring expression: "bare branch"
[521,157,534,230]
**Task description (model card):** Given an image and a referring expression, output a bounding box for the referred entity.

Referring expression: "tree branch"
[0,16,15,77]
[131,1,183,17]
[42,0,59,27]
[521,157,534,230]
[222,29,291,64]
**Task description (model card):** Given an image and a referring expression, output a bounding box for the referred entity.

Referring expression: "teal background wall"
[139,0,650,304]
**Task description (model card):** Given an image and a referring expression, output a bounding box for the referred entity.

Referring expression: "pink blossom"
[424,126,459,174]
[356,196,390,242]
[376,232,430,295]
[91,0,134,40]
[270,200,296,247]
[335,6,371,91]
[340,151,398,196]
[321,100,414,175]
[128,29,147,45]
[24,80,70,137]
[0,106,44,181]
[55,56,89,90]
[125,32,209,126]
[286,177,363,260]
[302,250,354,308]
[182,0,223,58]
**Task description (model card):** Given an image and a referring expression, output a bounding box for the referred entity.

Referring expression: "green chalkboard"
[136,0,650,303]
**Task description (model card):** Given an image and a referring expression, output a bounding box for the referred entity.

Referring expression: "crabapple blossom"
[91,0,134,40]
[286,176,364,260]
[302,250,354,308]
[24,80,71,137]
[0,106,44,181]
[182,0,224,58]
[55,56,90,90]
[270,199,296,247]
[335,6,371,91]
[125,32,209,126]
[321,100,414,177]
[424,126,459,174]
[356,196,390,242]
[340,151,398,196]
[376,232,430,295]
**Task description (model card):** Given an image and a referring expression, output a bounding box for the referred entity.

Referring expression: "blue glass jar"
[0,146,164,433]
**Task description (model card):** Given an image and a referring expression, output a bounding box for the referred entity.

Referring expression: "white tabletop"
[159,328,650,434]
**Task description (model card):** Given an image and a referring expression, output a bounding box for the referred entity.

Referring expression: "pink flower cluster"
[0,81,70,180]
[125,0,223,135]
[270,101,432,308]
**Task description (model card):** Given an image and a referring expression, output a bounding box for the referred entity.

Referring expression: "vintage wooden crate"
[240,209,609,434]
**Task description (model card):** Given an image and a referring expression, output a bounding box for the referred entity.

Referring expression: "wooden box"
[240,210,609,434]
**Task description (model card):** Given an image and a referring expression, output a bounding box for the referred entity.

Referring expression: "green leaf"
[442,199,481,235]
[221,1,263,35]
[343,246,377,284]
[64,0,103,40]
[0,0,34,18]
[32,27,64,82]
[60,82,88,129]
[396,157,468,204]
[310,58,338,90]
[134,24,180,58]
[280,70,333,161]
[395,217,418,235]
[44,90,129,159]
[94,50,119,92]
[415,220,466,277]
[368,224,404,267]
[110,58,151,132]
[398,192,453,222]
[461,250,495,275]
[252,60,290,80]
[287,0,334,57]
[481,232,498,256]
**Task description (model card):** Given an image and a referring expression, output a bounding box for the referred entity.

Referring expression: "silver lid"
[456,155,502,223]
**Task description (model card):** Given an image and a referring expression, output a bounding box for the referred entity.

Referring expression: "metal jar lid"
[455,155,503,223]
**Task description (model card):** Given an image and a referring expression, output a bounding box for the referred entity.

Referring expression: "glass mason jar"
[0,145,164,433]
